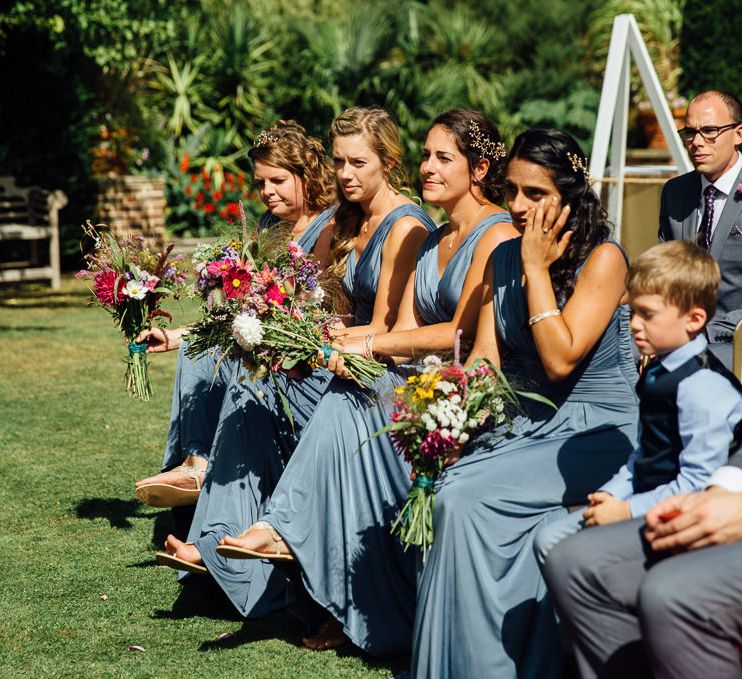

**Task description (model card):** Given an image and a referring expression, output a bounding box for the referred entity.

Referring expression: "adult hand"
[583,491,631,526]
[331,335,363,356]
[644,487,742,552]
[520,197,572,274]
[135,327,181,353]
[317,348,350,380]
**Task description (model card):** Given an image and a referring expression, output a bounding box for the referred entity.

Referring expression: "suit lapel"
[681,172,701,240]
[711,166,742,259]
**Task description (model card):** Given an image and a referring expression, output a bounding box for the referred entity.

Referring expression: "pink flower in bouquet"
[254,265,278,286]
[420,429,457,459]
[144,275,160,292]
[222,266,252,299]
[206,258,236,279]
[287,241,304,258]
[265,283,287,307]
[94,270,125,306]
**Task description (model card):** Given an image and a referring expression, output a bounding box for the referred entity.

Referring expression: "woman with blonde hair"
[156,108,436,622]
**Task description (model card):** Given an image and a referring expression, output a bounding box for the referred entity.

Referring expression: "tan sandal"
[302,619,350,651]
[135,465,204,508]
[216,521,295,562]
[155,545,208,574]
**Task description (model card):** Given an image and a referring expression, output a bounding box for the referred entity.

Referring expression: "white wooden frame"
[590,13,692,240]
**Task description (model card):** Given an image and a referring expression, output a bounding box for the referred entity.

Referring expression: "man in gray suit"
[544,451,742,679]
[659,90,742,369]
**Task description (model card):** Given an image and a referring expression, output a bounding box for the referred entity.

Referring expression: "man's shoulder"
[664,170,700,193]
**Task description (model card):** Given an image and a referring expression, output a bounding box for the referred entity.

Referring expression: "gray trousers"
[543,517,742,679]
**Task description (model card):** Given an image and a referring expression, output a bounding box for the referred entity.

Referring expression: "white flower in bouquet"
[435,380,456,394]
[232,313,264,351]
[422,355,443,372]
[312,285,325,303]
[123,280,148,300]
[421,413,437,432]
[458,432,470,444]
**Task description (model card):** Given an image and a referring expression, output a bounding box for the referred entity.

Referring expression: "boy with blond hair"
[535,240,742,565]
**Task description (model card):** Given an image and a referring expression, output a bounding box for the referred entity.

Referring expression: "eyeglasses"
[678,123,740,143]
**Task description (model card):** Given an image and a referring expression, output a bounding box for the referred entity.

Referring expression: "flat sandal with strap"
[215,521,295,562]
[135,465,204,508]
[155,545,208,574]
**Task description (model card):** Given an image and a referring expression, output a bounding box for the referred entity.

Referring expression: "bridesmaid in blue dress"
[158,108,436,618]
[219,110,518,655]
[410,128,639,679]
[134,121,337,508]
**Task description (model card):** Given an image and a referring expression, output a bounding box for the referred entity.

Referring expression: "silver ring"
[542,227,550,234]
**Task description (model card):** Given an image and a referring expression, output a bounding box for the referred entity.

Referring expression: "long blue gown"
[262,213,509,656]
[411,238,639,679]
[184,204,435,618]
[159,208,333,472]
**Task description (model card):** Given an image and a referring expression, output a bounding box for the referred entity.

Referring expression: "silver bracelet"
[362,333,375,360]
[528,309,561,326]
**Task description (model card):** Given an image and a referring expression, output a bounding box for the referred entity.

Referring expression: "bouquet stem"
[125,341,152,401]
[391,474,436,560]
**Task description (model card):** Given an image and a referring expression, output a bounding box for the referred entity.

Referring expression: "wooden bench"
[0,176,67,289]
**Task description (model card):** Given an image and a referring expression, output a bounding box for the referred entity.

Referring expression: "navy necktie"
[642,359,664,387]
[698,184,717,250]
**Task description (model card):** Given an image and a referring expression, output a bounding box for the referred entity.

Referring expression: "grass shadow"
[0,285,90,309]
[153,578,243,622]
[0,324,64,333]
[198,609,304,650]
[74,497,173,535]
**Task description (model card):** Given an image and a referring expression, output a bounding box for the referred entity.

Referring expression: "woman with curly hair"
[134,120,337,508]
[410,128,639,678]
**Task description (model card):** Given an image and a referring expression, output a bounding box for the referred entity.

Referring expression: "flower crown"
[566,152,591,183]
[468,121,506,161]
[254,130,279,147]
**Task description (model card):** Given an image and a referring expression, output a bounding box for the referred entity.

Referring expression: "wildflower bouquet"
[185,209,384,390]
[77,222,186,400]
[372,350,550,558]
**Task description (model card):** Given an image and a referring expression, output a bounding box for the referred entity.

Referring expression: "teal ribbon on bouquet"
[128,341,148,354]
[320,344,333,363]
[413,474,435,490]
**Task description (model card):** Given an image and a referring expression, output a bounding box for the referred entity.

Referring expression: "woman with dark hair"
[155,108,436,619]
[218,109,518,655]
[410,128,639,678]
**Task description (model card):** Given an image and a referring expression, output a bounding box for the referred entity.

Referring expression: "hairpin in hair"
[567,152,592,183]
[254,130,279,147]
[468,121,506,161]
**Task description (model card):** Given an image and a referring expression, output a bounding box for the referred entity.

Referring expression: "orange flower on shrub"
[180,153,190,173]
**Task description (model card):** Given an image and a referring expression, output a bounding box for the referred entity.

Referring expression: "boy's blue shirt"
[600,334,742,517]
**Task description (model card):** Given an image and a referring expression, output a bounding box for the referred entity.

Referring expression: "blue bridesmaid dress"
[159,208,333,472]
[261,213,508,656]
[183,205,433,618]
[411,238,639,679]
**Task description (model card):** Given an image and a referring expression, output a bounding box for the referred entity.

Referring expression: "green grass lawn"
[0,276,393,678]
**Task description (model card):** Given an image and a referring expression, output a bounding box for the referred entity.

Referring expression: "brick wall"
[95,175,166,249]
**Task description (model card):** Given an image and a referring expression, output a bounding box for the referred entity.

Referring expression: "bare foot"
[220,523,293,558]
[302,618,349,651]
[163,534,204,565]
[136,456,206,489]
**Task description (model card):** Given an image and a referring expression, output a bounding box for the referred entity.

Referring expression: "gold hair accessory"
[567,152,592,183]
[468,121,506,161]
[254,130,279,147]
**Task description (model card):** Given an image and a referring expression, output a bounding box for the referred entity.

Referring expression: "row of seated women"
[133,106,639,678]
